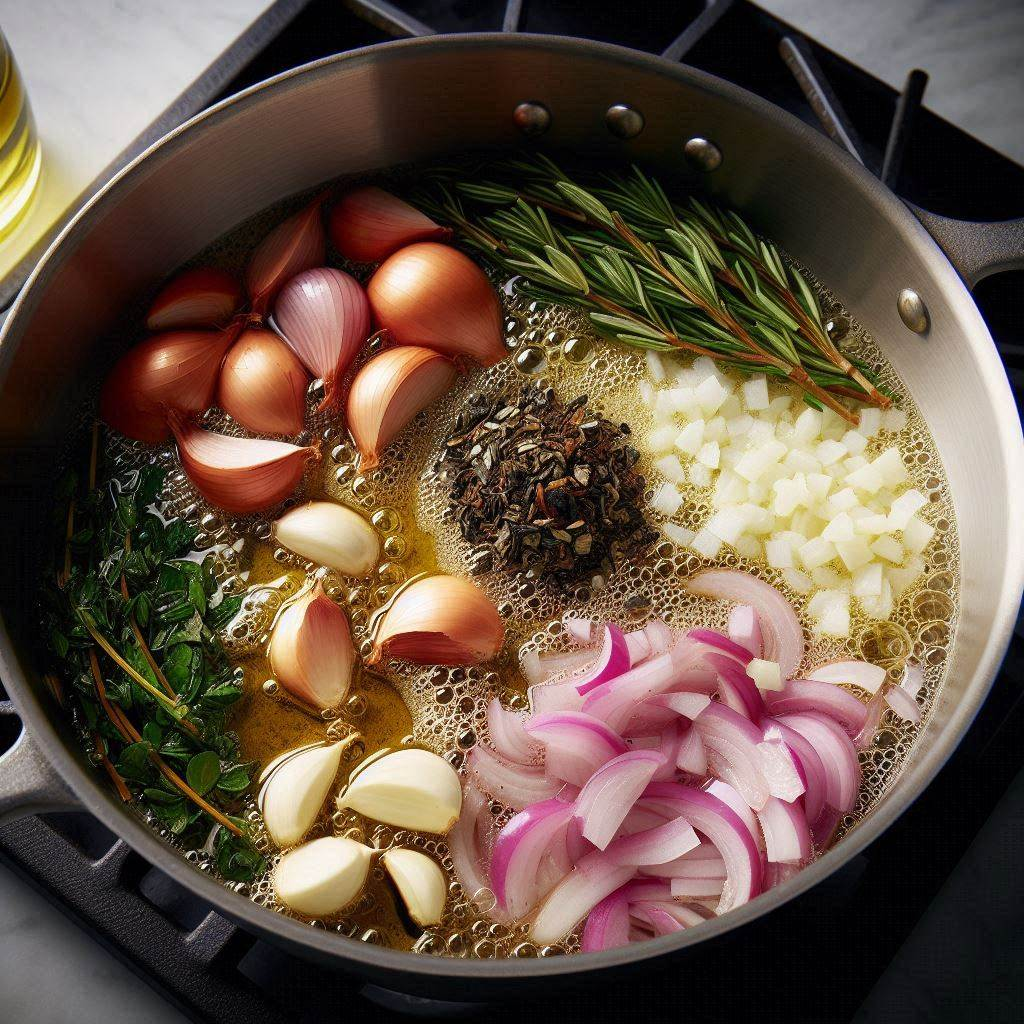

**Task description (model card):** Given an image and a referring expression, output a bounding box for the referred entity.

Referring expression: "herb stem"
[120,532,178,700]
[87,650,242,837]
[92,730,132,802]
[79,609,199,734]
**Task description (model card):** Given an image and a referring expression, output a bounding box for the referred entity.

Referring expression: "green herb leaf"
[186,751,221,796]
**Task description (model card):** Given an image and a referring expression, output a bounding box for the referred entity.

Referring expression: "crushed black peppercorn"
[440,386,657,592]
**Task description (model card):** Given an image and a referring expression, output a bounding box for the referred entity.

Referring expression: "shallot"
[329,186,450,263]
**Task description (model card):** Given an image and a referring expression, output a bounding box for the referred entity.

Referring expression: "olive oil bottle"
[0,29,41,243]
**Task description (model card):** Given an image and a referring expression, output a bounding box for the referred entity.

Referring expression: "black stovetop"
[1,2,1022,1021]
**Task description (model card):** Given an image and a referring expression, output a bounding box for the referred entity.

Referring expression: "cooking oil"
[0,29,41,242]
[74,175,960,958]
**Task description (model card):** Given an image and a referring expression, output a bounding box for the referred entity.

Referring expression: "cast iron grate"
[1,1,1022,1021]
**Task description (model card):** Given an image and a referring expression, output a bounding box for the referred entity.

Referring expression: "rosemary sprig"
[416,156,888,422]
[43,434,263,881]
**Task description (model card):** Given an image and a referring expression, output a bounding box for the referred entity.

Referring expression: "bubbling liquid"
[90,185,959,959]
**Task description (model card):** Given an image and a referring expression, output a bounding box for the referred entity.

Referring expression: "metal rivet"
[605,104,644,139]
[683,136,723,172]
[513,101,551,137]
[897,288,929,333]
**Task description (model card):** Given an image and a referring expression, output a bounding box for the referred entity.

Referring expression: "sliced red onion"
[447,783,496,913]
[620,704,683,738]
[574,624,631,695]
[630,902,686,935]
[625,628,653,665]
[486,698,541,765]
[648,691,712,720]
[704,652,767,721]
[901,663,925,699]
[522,647,598,686]
[776,712,860,815]
[755,735,807,803]
[694,703,771,810]
[689,628,754,666]
[854,691,887,749]
[467,744,562,810]
[642,848,726,880]
[643,619,674,656]
[616,802,671,837]
[574,750,666,850]
[675,723,709,776]
[636,900,707,928]
[764,861,802,890]
[807,659,886,695]
[528,677,586,716]
[564,617,593,646]
[883,683,922,724]
[641,783,764,912]
[685,570,803,679]
[669,876,727,899]
[491,798,574,918]
[765,678,869,738]
[525,711,627,787]
[604,816,700,867]
[728,605,763,658]
[756,795,813,864]
[761,720,826,825]
[580,653,681,732]
[580,887,632,952]
[705,779,763,849]
[530,849,636,944]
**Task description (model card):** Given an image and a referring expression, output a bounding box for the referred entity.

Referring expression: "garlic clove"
[218,328,309,436]
[258,741,343,848]
[259,741,325,784]
[269,581,354,710]
[347,345,459,470]
[246,196,326,315]
[382,848,447,928]
[273,836,372,917]
[170,415,319,513]
[146,267,242,331]
[337,748,462,833]
[272,501,379,577]
[368,575,504,666]
[329,187,451,263]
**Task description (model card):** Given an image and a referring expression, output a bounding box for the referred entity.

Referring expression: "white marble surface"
[0,0,278,291]
[759,0,1024,165]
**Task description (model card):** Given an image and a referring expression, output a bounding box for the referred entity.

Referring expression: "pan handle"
[0,701,78,822]
[908,204,1024,289]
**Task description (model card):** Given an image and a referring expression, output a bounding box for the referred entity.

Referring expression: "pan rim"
[1,31,1021,985]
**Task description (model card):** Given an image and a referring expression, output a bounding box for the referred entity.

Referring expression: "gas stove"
[1,2,1021,1021]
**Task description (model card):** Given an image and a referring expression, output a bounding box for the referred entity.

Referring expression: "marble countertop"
[0,2,1021,1022]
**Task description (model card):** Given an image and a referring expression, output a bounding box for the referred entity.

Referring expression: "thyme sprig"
[43,430,263,881]
[415,156,888,423]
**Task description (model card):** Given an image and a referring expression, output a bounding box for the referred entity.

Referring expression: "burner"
[2,2,1021,1020]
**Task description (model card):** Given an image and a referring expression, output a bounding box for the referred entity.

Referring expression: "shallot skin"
[100,328,235,443]
[145,267,242,331]
[367,243,506,367]
[218,328,309,437]
[246,197,327,314]
[329,186,451,263]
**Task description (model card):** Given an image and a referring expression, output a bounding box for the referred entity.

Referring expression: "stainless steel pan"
[0,34,1022,1001]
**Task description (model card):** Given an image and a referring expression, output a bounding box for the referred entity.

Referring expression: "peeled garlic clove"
[347,345,459,470]
[368,575,504,666]
[272,501,379,576]
[170,415,319,513]
[259,741,343,848]
[382,848,447,928]
[273,836,372,917]
[337,748,462,833]
[269,581,354,710]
